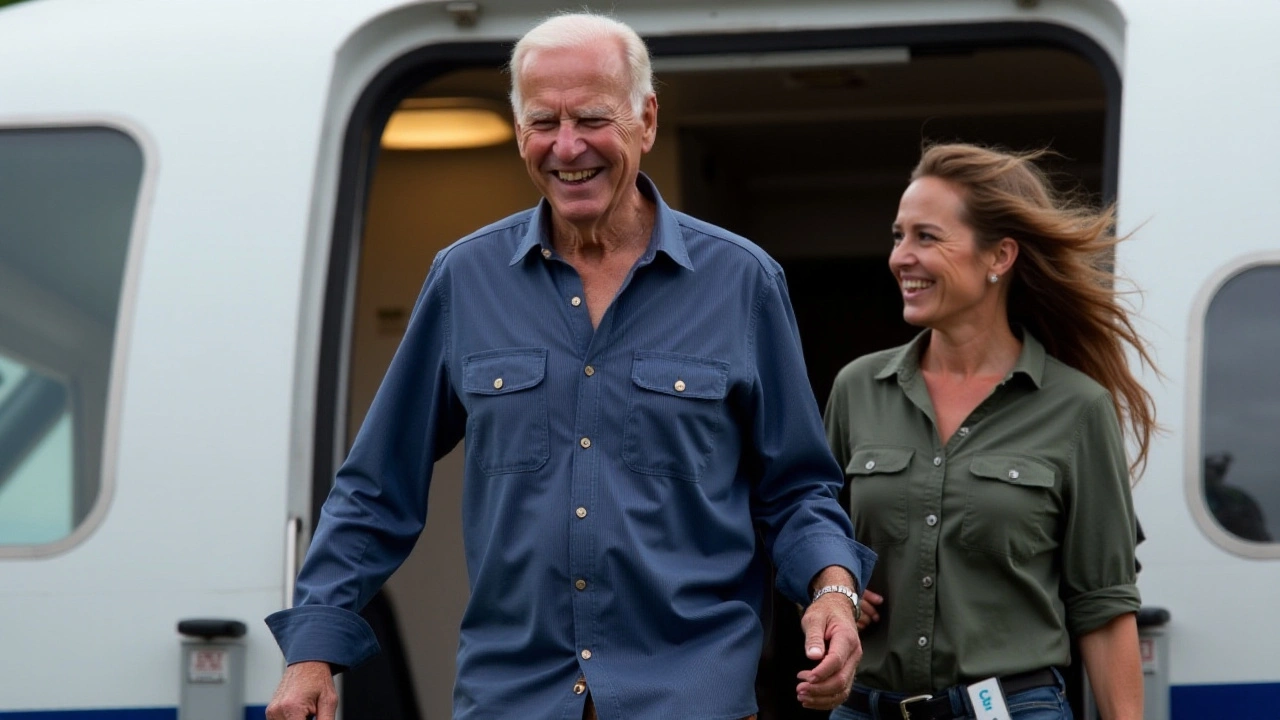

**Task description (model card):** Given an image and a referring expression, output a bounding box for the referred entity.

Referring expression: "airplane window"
[0,126,143,548]
[1201,264,1280,544]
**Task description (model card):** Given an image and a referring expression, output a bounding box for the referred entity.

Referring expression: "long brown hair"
[912,143,1158,477]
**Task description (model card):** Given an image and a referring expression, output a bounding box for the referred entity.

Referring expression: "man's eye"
[579,118,608,128]
[530,120,558,131]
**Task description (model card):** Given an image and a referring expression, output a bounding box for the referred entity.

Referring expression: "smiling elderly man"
[264,11,875,720]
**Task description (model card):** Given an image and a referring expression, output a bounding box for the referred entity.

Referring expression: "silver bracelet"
[811,584,861,622]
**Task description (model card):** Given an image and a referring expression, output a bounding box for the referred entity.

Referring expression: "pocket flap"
[970,454,1056,488]
[847,446,915,475]
[462,348,547,394]
[631,352,729,400]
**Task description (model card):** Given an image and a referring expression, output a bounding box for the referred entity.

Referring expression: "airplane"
[2,0,1277,718]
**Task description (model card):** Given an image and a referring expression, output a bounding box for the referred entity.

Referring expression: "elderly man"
[265,12,874,720]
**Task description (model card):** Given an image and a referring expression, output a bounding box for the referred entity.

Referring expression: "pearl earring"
[988,273,999,284]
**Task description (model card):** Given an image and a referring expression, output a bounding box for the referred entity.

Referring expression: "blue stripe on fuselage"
[0,708,265,720]
[1171,681,1280,720]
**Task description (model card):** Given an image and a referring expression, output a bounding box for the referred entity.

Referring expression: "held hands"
[795,591,863,710]
[265,661,337,720]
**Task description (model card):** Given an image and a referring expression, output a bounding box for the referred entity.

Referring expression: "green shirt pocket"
[961,454,1058,560]
[846,446,914,547]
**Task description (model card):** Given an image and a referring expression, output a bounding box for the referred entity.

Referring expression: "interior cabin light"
[381,98,514,150]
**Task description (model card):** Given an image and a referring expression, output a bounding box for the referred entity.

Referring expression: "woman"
[825,144,1154,720]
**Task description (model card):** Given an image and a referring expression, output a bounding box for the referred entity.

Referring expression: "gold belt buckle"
[898,694,934,720]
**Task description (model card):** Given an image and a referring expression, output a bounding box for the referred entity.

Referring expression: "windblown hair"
[912,143,1158,477]
[509,12,654,119]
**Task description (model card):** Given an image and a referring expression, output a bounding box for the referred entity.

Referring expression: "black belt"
[847,667,1058,720]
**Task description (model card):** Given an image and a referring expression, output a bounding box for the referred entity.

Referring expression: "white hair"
[509,12,654,120]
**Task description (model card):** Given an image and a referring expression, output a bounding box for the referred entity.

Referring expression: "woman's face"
[889,176,1004,331]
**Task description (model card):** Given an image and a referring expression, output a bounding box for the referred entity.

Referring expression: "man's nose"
[553,122,583,161]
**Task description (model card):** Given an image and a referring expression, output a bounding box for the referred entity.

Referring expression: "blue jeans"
[830,669,1074,720]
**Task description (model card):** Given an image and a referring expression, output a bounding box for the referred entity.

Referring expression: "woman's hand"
[856,589,884,631]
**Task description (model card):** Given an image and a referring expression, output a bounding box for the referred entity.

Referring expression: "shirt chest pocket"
[960,454,1058,560]
[622,352,730,482]
[845,446,914,547]
[461,348,549,475]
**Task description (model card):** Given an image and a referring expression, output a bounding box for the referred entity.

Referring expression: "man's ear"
[514,121,527,158]
[640,94,658,153]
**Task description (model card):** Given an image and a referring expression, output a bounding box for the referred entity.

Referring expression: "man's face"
[514,42,657,230]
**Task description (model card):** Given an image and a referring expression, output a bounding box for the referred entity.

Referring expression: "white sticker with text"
[966,677,1012,720]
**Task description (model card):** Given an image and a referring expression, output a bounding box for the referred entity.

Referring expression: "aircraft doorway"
[329,27,1110,720]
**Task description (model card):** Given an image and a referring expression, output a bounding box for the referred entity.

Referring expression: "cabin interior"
[340,40,1107,720]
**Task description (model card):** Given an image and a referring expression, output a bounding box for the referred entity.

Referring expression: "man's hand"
[795,591,862,710]
[266,661,338,720]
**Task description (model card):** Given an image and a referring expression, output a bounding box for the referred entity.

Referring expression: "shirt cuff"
[264,605,381,671]
[775,534,878,606]
[1065,583,1142,637]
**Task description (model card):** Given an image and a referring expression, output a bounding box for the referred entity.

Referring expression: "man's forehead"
[520,44,628,89]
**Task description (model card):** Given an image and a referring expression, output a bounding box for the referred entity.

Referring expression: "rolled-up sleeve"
[265,254,467,669]
[745,269,876,605]
[1060,392,1141,637]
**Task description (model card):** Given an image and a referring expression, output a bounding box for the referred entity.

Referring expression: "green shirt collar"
[874,328,1048,389]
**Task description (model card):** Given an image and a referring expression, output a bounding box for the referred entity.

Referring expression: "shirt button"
[922,576,934,588]
[573,679,587,695]
[918,636,929,648]
[864,460,876,470]
[933,456,942,466]
[575,507,587,519]
[958,426,970,436]
[541,248,552,259]
[925,514,938,527]
[571,296,582,307]
[575,579,587,591]
[580,437,592,449]
[581,649,592,660]
[493,378,504,390]
[584,366,595,377]
[1009,469,1020,479]
[674,379,686,392]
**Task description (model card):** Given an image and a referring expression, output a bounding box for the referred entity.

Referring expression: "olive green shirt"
[825,331,1140,693]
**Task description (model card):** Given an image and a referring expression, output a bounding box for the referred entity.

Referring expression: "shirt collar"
[874,327,1048,389]
[509,172,693,270]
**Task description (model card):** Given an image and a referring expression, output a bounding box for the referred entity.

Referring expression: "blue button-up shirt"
[267,176,875,719]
